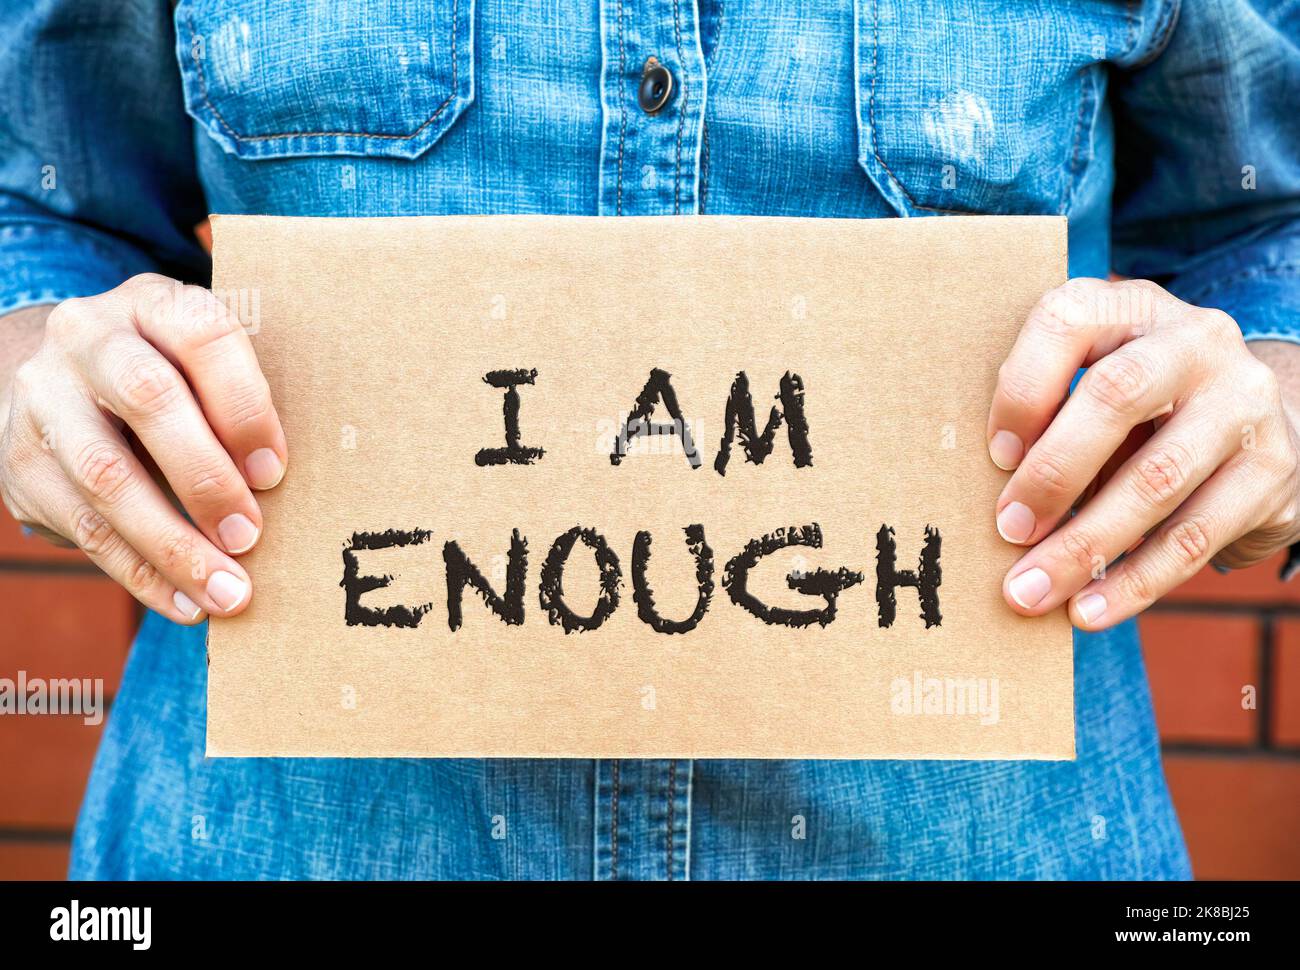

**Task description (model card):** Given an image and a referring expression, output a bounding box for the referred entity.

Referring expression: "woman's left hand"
[987,277,1300,631]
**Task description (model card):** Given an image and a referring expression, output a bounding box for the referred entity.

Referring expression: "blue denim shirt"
[2,0,1296,879]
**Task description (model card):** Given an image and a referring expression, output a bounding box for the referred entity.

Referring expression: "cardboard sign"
[208,214,1073,759]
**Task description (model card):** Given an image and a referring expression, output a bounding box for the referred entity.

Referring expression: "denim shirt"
[2,0,1296,879]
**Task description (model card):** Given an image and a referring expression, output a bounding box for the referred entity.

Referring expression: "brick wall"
[1141,557,1300,879]
[0,510,1297,879]
[0,515,135,878]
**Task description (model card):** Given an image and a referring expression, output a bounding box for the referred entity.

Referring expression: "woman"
[0,0,1296,879]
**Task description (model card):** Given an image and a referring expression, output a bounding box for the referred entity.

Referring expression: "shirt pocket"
[853,0,1110,216]
[174,0,474,160]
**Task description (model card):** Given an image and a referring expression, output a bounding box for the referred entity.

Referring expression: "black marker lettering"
[340,528,434,628]
[875,524,942,628]
[476,368,545,466]
[631,524,714,634]
[722,523,861,628]
[714,371,812,476]
[538,526,622,633]
[443,530,528,631]
[610,367,700,469]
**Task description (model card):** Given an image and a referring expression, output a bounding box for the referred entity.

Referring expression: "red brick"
[1165,756,1300,879]
[1161,552,1300,606]
[1139,613,1259,745]
[0,716,102,829]
[0,575,135,695]
[0,842,69,880]
[1273,620,1300,748]
[0,513,88,564]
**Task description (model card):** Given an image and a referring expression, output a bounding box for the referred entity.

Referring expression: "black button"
[638,57,673,114]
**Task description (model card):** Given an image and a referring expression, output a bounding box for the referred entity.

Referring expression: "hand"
[0,274,287,623]
[987,277,1300,631]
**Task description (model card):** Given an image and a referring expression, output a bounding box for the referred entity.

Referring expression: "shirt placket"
[598,0,707,216]
[594,759,693,881]
[592,0,703,881]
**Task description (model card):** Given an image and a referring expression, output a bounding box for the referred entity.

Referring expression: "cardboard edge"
[204,211,1076,763]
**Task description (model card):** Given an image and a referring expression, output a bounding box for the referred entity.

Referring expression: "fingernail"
[217,513,260,555]
[1075,592,1108,626]
[996,501,1036,544]
[172,589,203,621]
[988,430,1024,471]
[207,570,249,612]
[1008,567,1052,609]
[245,448,285,490]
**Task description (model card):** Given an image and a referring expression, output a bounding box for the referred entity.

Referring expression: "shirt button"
[638,57,673,114]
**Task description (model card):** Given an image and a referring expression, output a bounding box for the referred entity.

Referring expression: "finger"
[1076,421,1153,510]
[128,277,287,491]
[987,278,1168,471]
[1065,457,1267,630]
[80,333,263,556]
[995,328,1202,547]
[41,392,253,616]
[3,443,207,624]
[1001,403,1242,616]
[59,490,208,624]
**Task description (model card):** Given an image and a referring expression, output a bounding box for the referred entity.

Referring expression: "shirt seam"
[1125,0,1181,69]
[183,0,462,143]
[672,0,687,215]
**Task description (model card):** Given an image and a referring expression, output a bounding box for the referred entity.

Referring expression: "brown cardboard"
[207,214,1073,759]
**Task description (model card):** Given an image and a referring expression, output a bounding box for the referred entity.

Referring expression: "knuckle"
[1083,353,1150,417]
[115,356,183,418]
[997,366,1045,414]
[1022,450,1072,500]
[74,442,134,506]
[45,298,91,342]
[1116,562,1159,608]
[155,528,198,575]
[186,459,238,502]
[222,383,273,436]
[1166,516,1214,568]
[1130,441,1193,507]
[1107,280,1163,332]
[8,358,40,402]
[123,272,170,292]
[122,556,162,599]
[1031,287,1088,337]
[1198,308,1239,341]
[1243,360,1282,410]
[69,506,116,557]
[1272,497,1300,536]
[1059,528,1104,576]
[174,286,240,350]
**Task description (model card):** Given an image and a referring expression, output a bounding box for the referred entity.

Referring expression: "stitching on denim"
[864,0,1095,217]
[610,759,621,880]
[699,0,724,214]
[866,0,963,214]
[1121,0,1139,63]
[1129,0,1181,69]
[672,0,687,215]
[699,120,710,213]
[666,760,677,880]
[616,0,627,215]
[1062,65,1097,215]
[185,0,461,143]
[866,0,919,210]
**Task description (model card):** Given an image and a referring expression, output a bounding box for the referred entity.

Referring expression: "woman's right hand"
[0,274,287,623]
